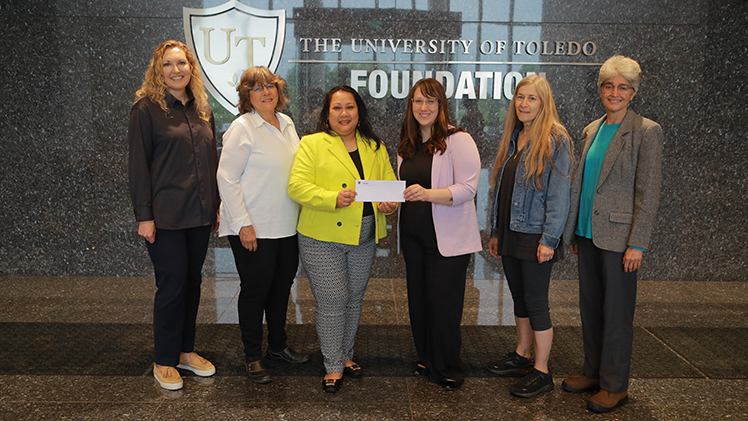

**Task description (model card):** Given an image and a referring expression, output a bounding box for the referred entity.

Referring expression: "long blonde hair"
[134,40,211,119]
[490,75,572,190]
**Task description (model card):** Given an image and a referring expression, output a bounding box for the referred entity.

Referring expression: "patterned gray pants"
[298,215,376,374]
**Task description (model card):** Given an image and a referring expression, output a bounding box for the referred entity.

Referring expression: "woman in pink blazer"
[397,78,482,391]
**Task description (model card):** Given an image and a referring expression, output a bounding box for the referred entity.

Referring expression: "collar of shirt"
[165,88,195,108]
[247,110,288,132]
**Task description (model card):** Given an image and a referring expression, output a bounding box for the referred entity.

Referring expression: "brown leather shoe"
[562,374,600,393]
[587,390,629,413]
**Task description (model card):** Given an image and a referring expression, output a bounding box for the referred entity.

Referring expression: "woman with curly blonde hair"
[135,40,211,119]
[129,40,220,391]
[486,75,573,398]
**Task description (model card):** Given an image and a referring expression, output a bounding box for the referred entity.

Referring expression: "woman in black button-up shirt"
[128,40,220,391]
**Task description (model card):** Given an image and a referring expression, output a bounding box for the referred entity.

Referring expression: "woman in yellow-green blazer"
[287,86,397,393]
[288,130,395,245]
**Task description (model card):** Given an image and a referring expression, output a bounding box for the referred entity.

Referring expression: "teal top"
[575,122,620,240]
[575,122,646,252]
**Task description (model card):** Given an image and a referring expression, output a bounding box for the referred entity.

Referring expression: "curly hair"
[236,66,289,114]
[316,86,383,150]
[398,78,464,160]
[134,40,210,119]
[489,75,572,190]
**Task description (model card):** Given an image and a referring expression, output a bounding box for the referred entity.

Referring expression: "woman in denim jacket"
[486,75,573,398]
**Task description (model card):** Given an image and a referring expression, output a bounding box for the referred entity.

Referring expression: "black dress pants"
[146,225,211,367]
[577,237,638,394]
[228,234,299,362]
[402,220,470,385]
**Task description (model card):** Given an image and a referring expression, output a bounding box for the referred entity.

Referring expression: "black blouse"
[128,91,220,230]
[348,149,374,216]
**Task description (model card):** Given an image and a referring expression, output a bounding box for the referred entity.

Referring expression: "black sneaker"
[510,368,554,398]
[486,351,533,377]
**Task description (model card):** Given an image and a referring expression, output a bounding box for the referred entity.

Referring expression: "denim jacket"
[489,127,573,249]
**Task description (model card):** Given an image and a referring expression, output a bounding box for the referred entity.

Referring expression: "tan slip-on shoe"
[587,390,629,413]
[562,374,600,393]
[177,352,216,377]
[154,365,183,390]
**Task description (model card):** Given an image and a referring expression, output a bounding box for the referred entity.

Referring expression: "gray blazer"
[564,109,663,252]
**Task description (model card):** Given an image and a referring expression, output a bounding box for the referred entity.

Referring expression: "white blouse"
[217,111,300,239]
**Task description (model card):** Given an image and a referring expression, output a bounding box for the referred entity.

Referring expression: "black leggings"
[501,254,553,331]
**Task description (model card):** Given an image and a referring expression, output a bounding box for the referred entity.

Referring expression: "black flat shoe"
[412,364,427,377]
[343,364,363,378]
[322,377,343,393]
[440,378,462,392]
[245,360,271,384]
[266,347,310,364]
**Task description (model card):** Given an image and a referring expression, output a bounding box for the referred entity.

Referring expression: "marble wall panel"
[0,0,745,280]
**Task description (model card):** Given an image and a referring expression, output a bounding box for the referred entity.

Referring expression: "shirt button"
[513,202,519,206]
[342,183,347,188]
[594,210,599,215]
[337,222,342,227]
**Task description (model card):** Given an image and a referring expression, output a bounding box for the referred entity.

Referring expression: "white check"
[355,180,405,202]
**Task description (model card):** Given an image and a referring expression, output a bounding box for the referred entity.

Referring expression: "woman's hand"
[569,244,578,255]
[537,244,555,263]
[336,189,357,208]
[138,221,156,244]
[488,238,499,258]
[404,184,430,202]
[623,247,643,272]
[211,211,220,233]
[378,201,397,213]
[239,225,258,251]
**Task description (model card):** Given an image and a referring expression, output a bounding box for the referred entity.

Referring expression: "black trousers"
[402,220,470,385]
[146,225,211,367]
[228,234,299,362]
[577,237,638,394]
[501,254,554,331]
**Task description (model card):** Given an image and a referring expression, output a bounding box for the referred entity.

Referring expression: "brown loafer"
[587,390,629,413]
[562,374,600,393]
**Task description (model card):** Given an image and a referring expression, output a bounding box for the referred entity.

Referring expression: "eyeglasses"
[412,98,438,107]
[252,83,276,93]
[601,83,632,94]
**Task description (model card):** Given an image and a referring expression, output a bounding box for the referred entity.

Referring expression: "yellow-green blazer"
[288,131,397,245]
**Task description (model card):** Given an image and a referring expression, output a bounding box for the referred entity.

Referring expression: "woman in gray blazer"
[562,55,663,413]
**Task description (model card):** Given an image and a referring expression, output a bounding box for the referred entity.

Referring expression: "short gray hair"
[598,55,642,92]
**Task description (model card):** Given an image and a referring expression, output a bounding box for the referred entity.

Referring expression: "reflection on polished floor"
[1,276,747,420]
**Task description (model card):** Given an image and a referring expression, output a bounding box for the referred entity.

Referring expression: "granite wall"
[0,0,745,281]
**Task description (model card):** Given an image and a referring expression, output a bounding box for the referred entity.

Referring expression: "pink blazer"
[397,131,482,257]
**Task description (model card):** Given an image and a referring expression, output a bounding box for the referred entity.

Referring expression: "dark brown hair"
[398,78,463,159]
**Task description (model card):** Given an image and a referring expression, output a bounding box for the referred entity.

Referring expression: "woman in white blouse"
[217,67,309,384]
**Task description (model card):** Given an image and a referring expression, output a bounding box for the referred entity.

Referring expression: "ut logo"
[198,28,265,69]
[184,1,286,115]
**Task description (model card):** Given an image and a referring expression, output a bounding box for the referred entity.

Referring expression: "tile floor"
[0,276,746,420]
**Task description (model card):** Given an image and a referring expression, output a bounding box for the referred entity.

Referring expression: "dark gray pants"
[577,237,638,394]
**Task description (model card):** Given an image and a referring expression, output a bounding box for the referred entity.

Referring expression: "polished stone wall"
[0,0,745,281]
